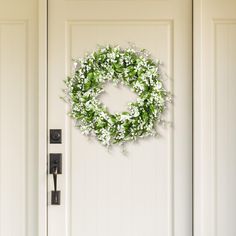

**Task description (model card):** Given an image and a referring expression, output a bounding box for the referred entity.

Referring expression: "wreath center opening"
[98,81,138,114]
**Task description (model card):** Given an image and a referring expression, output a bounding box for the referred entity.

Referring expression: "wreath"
[64,45,169,146]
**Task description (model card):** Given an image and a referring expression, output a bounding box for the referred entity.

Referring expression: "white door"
[47,0,193,235]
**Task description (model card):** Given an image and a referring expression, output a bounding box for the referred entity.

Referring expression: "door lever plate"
[49,153,62,174]
[51,191,61,205]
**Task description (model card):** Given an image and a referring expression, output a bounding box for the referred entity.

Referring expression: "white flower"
[134,81,144,91]
[73,61,78,68]
[157,81,162,89]
[120,114,129,121]
[132,107,140,117]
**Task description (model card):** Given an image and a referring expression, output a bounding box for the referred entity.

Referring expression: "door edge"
[38,0,48,235]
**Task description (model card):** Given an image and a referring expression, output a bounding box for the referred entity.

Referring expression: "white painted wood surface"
[194,0,236,236]
[0,0,38,235]
[47,0,192,236]
[1,0,235,235]
[38,0,48,235]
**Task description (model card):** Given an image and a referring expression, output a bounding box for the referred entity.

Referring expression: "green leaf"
[84,81,91,90]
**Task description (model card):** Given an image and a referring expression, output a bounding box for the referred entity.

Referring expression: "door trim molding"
[194,0,215,235]
[38,0,48,235]
[194,1,204,235]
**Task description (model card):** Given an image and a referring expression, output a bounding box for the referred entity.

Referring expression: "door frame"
[38,0,196,235]
[38,0,48,235]
[193,0,217,235]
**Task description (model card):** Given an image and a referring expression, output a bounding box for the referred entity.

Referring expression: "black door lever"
[52,166,60,205]
[53,167,58,192]
[50,153,62,205]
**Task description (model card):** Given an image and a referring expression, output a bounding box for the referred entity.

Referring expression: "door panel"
[0,0,38,235]
[194,0,236,236]
[48,1,192,235]
[69,21,173,236]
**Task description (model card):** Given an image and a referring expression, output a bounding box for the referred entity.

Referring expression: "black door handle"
[50,153,62,205]
[52,166,60,205]
[53,167,58,192]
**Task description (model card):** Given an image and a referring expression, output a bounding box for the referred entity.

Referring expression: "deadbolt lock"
[50,129,62,144]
